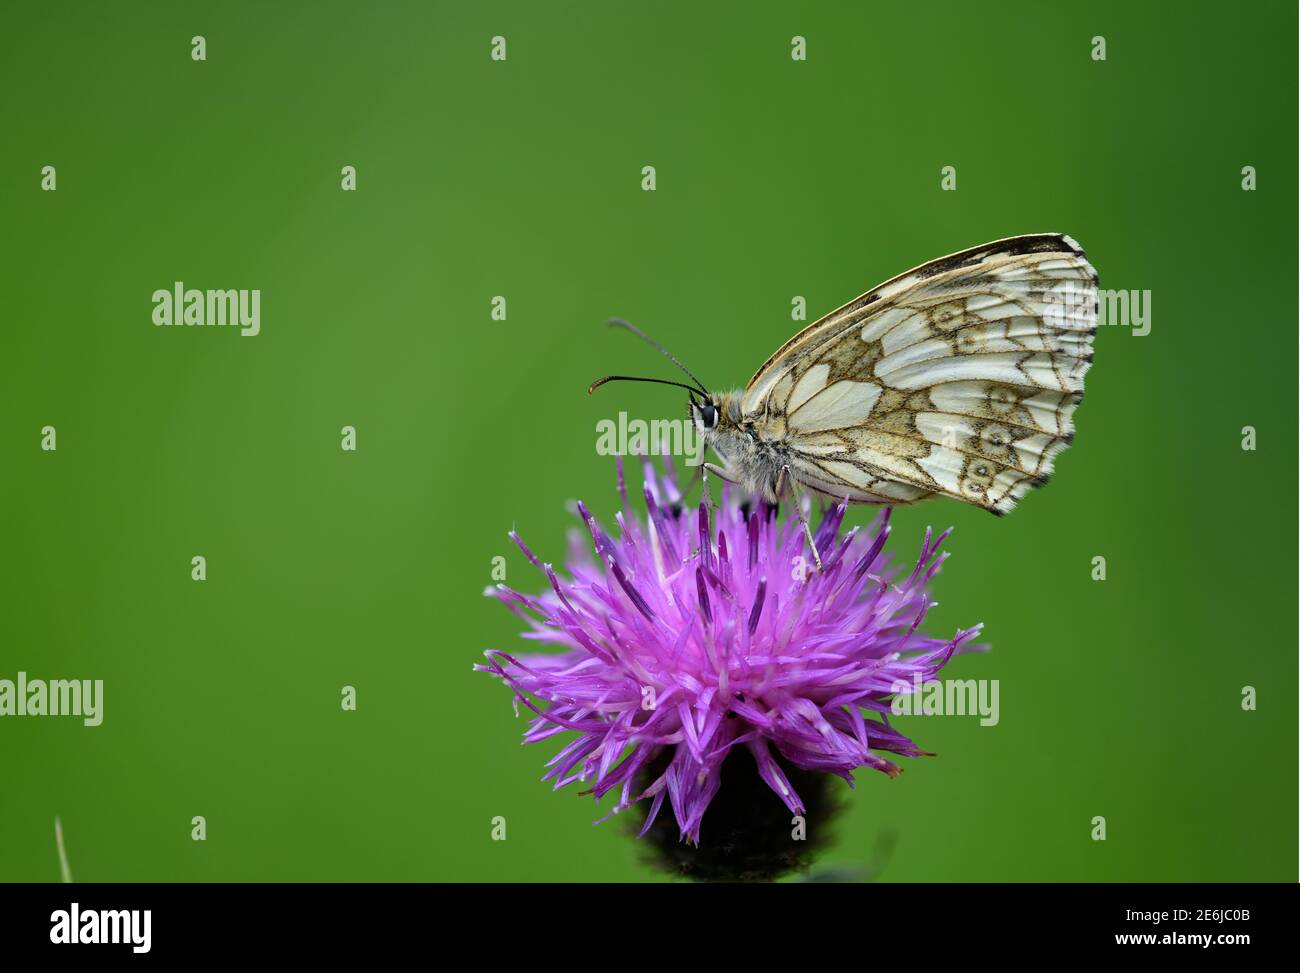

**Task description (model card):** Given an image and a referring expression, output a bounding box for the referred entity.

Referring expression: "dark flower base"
[632,749,842,882]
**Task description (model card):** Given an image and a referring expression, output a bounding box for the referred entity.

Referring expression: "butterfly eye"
[699,403,719,429]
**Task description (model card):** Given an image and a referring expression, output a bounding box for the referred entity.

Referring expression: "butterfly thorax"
[692,391,791,502]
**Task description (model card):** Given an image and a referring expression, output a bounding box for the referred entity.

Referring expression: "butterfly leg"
[702,462,741,512]
[703,462,737,483]
[777,465,822,572]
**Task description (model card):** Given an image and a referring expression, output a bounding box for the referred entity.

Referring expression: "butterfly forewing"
[743,234,1097,514]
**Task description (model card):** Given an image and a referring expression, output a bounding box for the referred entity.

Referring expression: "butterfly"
[591,234,1097,561]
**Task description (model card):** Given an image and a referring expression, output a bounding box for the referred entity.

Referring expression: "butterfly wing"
[744,234,1097,514]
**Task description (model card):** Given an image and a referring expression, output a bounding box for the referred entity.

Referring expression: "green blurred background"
[2,1,1295,882]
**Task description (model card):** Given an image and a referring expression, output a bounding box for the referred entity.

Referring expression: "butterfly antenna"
[588,375,702,397]
[607,318,709,395]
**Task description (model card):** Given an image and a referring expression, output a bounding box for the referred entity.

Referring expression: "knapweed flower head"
[477,458,982,846]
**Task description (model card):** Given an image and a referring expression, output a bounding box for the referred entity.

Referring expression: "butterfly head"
[688,392,741,437]
[689,395,719,432]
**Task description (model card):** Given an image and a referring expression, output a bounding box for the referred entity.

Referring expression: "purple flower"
[477,458,982,846]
